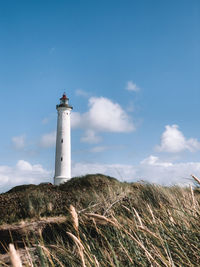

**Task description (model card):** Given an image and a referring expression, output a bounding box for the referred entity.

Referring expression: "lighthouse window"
[61,139,63,143]
[61,157,63,161]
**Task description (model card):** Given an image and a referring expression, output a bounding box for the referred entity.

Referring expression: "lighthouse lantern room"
[54,93,73,185]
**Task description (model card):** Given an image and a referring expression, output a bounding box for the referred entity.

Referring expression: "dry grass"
[9,244,22,267]
[0,174,200,266]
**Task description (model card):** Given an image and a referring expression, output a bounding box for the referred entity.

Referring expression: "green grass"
[0,174,200,266]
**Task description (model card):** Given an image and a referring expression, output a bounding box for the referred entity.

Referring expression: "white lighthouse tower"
[54,93,73,185]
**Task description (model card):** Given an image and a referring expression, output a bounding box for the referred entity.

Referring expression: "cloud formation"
[0,160,52,193]
[125,81,140,92]
[1,155,199,193]
[72,97,134,132]
[72,97,135,143]
[12,135,26,150]
[157,125,200,153]
[87,97,134,132]
[72,156,200,186]
[141,155,173,167]
[138,155,200,185]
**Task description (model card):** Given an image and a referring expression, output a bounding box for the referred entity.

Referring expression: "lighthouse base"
[54,176,71,186]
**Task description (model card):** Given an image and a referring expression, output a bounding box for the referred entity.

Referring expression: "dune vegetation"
[0,174,200,266]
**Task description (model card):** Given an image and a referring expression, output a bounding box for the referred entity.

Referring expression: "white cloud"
[40,131,56,148]
[75,89,89,97]
[157,125,200,153]
[72,97,134,133]
[141,155,173,167]
[71,97,135,143]
[138,155,200,185]
[12,135,26,150]
[1,156,200,193]
[81,130,101,144]
[17,160,33,171]
[72,156,200,186]
[187,138,200,151]
[125,81,140,92]
[0,160,52,193]
[87,97,134,132]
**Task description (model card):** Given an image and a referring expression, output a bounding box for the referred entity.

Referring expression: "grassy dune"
[0,174,200,266]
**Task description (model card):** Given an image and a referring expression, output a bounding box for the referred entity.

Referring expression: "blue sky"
[0,0,200,192]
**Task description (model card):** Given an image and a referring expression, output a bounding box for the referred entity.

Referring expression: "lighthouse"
[54,93,73,185]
